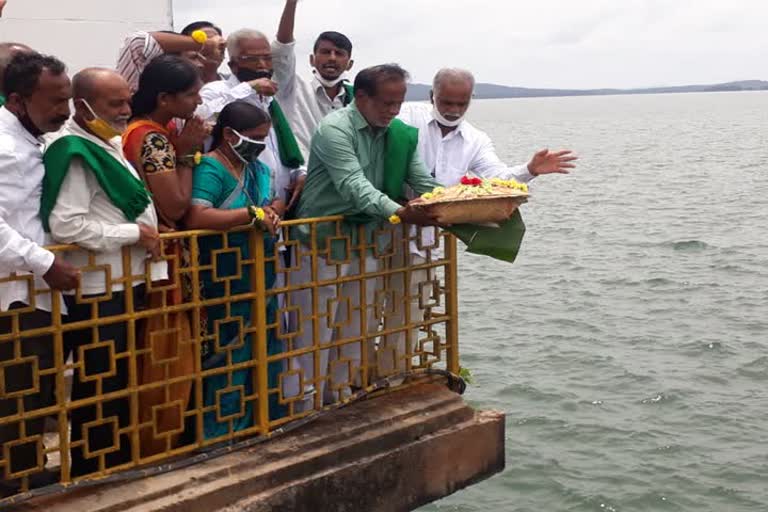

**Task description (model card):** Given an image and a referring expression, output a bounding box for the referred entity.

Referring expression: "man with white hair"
[380,68,577,375]
[399,68,577,185]
[197,28,304,210]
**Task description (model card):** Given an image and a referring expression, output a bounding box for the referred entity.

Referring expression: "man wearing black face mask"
[0,51,79,496]
[197,28,305,215]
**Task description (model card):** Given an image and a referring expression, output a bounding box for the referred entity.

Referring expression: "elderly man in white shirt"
[197,28,303,210]
[380,68,577,375]
[271,0,355,158]
[0,51,79,496]
[43,68,167,477]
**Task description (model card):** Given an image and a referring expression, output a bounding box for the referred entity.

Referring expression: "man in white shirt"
[0,51,79,496]
[399,68,576,187]
[381,68,577,375]
[271,0,355,159]
[197,28,303,210]
[43,68,167,476]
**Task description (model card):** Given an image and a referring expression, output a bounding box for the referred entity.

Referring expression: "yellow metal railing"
[0,217,459,503]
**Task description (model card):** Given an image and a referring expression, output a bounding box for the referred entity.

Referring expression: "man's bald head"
[72,68,132,137]
[0,43,33,95]
[72,67,127,102]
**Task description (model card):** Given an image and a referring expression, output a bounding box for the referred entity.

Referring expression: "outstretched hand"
[528,149,578,176]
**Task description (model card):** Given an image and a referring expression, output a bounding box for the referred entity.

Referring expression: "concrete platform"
[13,383,505,512]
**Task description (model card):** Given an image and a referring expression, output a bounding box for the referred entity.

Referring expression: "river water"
[421,92,768,512]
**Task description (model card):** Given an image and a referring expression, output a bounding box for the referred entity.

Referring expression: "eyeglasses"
[236,54,273,63]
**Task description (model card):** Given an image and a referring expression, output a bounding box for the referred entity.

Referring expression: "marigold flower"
[388,214,402,225]
[191,30,208,44]
[249,206,266,221]
[193,151,202,165]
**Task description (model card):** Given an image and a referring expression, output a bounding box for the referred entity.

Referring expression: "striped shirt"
[117,31,164,93]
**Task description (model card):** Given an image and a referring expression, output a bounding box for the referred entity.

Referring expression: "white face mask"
[312,67,348,88]
[431,102,465,128]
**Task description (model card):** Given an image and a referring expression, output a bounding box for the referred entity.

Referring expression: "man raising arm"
[272,0,355,158]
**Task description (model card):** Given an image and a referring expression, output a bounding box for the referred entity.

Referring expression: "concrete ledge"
[16,384,505,512]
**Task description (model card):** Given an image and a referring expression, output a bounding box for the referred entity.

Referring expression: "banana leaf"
[448,210,526,263]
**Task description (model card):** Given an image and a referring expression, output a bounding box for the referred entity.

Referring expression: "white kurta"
[47,121,167,296]
[197,75,300,204]
[271,40,350,159]
[0,107,56,312]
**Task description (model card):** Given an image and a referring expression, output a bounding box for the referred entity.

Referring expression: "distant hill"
[404,80,768,101]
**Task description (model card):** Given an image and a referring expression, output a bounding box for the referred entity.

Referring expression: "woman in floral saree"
[185,101,286,439]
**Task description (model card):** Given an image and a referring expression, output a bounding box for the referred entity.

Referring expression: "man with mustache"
[0,51,79,496]
[379,68,578,375]
[289,64,440,407]
[271,0,355,158]
[41,67,166,476]
[197,28,304,211]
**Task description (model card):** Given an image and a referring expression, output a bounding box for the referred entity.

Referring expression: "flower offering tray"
[414,177,529,225]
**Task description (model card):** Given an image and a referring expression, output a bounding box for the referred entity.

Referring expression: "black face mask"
[229,130,267,163]
[235,68,273,83]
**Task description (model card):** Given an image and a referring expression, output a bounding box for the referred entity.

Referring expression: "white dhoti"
[283,250,380,406]
[380,226,441,376]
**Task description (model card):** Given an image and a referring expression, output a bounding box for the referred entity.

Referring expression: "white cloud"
[172,0,768,89]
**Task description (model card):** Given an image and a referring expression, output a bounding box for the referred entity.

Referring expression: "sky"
[173,0,768,90]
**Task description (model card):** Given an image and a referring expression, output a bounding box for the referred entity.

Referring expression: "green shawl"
[0,95,5,107]
[342,83,355,106]
[383,119,419,201]
[384,123,527,264]
[41,135,151,232]
[268,99,305,169]
[343,119,417,226]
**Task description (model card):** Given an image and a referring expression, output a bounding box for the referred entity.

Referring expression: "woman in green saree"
[185,101,286,439]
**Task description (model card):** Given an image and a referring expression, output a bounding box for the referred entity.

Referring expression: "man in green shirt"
[287,64,440,408]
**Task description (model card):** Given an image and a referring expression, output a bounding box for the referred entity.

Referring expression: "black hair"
[131,55,200,117]
[3,51,66,99]
[353,64,409,98]
[313,31,353,55]
[181,21,223,37]
[210,100,271,150]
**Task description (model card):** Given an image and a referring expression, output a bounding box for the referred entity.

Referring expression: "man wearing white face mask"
[272,0,355,158]
[381,68,578,375]
[398,68,577,186]
[42,67,167,476]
